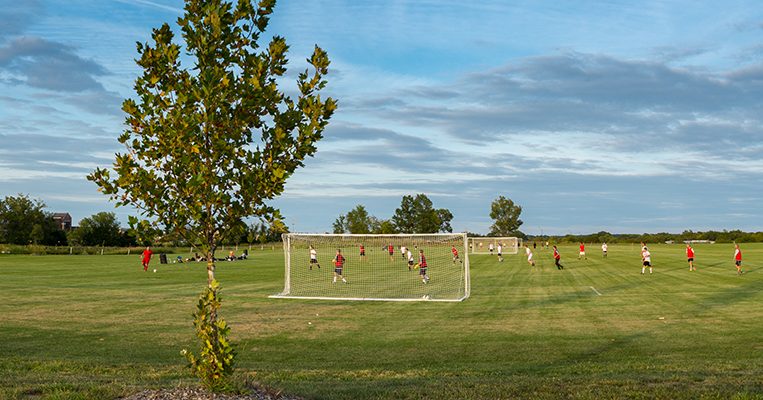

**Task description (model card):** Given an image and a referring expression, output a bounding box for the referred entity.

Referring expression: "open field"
[1,243,762,399]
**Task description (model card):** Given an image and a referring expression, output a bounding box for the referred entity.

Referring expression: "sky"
[1,0,762,235]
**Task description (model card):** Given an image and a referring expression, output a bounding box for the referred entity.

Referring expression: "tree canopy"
[489,196,523,236]
[391,194,453,234]
[0,194,67,245]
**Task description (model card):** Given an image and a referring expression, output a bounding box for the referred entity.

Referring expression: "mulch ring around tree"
[121,386,302,400]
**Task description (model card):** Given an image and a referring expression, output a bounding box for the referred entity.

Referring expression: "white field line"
[589,286,602,296]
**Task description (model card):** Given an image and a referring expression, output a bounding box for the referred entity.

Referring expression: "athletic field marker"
[589,286,602,296]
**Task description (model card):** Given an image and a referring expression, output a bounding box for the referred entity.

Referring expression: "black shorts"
[360,251,365,256]
[310,259,318,264]
[419,268,428,276]
[388,251,394,256]
[687,258,694,262]
[736,260,742,266]
[498,252,502,256]
[643,261,651,267]
[334,267,343,274]
[408,260,414,266]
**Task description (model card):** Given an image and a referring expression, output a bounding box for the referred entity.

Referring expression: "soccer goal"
[468,237,521,254]
[270,233,470,302]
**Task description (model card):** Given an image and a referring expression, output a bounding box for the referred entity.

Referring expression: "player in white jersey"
[525,244,535,266]
[497,243,504,262]
[400,245,407,260]
[601,242,608,258]
[407,249,415,271]
[309,245,320,270]
[641,247,652,274]
[488,243,494,255]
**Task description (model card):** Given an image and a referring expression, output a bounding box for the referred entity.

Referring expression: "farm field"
[1,243,762,399]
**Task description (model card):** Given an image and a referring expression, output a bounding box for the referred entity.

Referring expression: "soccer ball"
[153,269,157,273]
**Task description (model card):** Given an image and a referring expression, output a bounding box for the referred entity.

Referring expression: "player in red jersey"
[332,249,348,283]
[387,243,394,261]
[418,249,429,283]
[553,245,563,270]
[359,244,366,261]
[686,244,695,271]
[141,246,153,271]
[451,246,462,264]
[578,242,586,259]
[734,244,743,275]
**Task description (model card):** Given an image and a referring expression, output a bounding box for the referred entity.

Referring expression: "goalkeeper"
[332,249,348,284]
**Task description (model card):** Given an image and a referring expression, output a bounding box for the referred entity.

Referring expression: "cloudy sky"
[1,0,762,235]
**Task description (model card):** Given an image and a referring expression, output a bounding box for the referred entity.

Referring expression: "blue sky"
[1,0,762,235]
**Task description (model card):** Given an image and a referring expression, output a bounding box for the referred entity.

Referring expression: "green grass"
[1,243,762,399]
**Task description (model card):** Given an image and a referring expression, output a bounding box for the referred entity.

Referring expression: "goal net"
[469,237,521,254]
[271,233,470,302]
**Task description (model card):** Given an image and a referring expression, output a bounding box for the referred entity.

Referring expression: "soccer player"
[332,249,347,284]
[601,242,608,258]
[553,245,563,270]
[641,246,653,274]
[407,248,415,270]
[309,245,320,270]
[497,243,504,262]
[359,244,366,261]
[489,242,494,255]
[686,244,695,271]
[141,246,153,272]
[418,249,429,283]
[734,244,743,275]
[400,245,407,260]
[578,242,586,259]
[525,244,535,266]
[388,243,394,261]
[451,245,462,264]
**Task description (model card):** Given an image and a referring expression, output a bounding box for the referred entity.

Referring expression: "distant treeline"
[513,230,763,244]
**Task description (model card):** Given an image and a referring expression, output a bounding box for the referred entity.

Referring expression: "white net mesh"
[271,233,470,302]
[468,237,520,254]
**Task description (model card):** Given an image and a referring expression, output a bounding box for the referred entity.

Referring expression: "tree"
[88,0,335,389]
[489,196,523,236]
[392,194,453,233]
[69,212,124,246]
[0,194,65,245]
[332,215,347,234]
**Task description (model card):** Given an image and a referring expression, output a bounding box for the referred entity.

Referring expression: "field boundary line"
[589,286,602,296]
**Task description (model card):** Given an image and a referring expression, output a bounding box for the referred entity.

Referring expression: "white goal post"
[270,233,470,302]
[468,237,521,254]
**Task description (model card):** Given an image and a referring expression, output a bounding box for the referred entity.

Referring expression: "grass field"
[1,243,762,399]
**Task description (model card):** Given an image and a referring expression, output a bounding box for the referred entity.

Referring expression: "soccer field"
[1,243,762,399]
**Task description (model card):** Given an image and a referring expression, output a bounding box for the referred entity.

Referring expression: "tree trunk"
[206,251,215,285]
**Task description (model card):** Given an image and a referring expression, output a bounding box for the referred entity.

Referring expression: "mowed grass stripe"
[1,243,762,399]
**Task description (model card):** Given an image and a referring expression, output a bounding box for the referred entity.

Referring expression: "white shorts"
[579,251,586,256]
[527,254,533,261]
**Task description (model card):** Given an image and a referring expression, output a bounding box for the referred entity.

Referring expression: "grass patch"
[1,244,762,399]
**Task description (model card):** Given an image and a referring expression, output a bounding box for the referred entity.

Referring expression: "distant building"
[52,213,72,231]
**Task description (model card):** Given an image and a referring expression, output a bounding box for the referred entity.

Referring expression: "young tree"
[489,196,523,236]
[88,0,335,389]
[392,194,453,233]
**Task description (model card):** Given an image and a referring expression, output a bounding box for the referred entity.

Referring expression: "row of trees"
[0,194,290,247]
[331,194,525,236]
[332,194,453,234]
[0,195,139,246]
